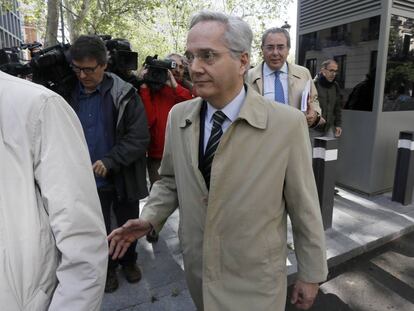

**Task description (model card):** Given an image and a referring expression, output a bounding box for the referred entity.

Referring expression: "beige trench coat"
[141,86,328,311]
[246,61,321,115]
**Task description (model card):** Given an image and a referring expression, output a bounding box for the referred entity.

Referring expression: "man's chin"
[193,86,210,99]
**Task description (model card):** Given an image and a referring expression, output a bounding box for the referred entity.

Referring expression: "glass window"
[299,16,380,111]
[305,58,317,78]
[333,55,346,88]
[383,14,414,111]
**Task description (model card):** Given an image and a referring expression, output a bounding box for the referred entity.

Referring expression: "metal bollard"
[313,137,338,230]
[392,131,414,205]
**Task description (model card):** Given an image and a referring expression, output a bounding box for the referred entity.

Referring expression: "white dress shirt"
[263,62,288,103]
[204,86,246,151]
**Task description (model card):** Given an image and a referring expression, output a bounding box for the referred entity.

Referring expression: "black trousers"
[98,187,140,269]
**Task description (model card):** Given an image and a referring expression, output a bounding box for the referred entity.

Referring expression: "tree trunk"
[44,0,59,47]
[64,0,91,43]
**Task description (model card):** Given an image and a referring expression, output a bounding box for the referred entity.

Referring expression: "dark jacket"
[314,74,342,132]
[69,72,150,203]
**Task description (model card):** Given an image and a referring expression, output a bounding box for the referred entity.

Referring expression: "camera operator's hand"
[166,70,178,89]
[92,160,107,177]
[137,67,148,79]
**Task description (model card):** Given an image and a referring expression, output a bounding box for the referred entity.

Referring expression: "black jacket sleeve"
[102,92,149,174]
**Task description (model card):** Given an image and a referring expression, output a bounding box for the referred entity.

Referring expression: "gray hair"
[261,27,291,49]
[321,59,337,69]
[166,53,183,60]
[189,10,253,59]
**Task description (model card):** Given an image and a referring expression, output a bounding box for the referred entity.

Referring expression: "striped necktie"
[201,111,227,189]
[274,71,286,104]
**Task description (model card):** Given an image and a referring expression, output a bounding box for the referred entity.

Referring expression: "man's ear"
[240,52,250,75]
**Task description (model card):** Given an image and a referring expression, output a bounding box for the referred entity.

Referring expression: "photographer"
[140,53,193,186]
[67,35,149,293]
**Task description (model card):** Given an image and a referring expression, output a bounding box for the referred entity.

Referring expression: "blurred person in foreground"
[109,11,327,311]
[0,70,107,310]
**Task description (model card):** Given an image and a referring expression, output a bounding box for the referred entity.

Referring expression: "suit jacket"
[246,61,321,114]
[140,85,328,311]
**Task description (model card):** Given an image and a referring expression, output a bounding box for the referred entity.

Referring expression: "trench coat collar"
[179,84,267,130]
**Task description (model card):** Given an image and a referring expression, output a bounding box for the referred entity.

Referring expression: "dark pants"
[98,187,140,269]
[147,157,161,187]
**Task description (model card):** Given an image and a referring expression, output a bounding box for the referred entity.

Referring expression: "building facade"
[297,0,414,194]
[0,0,23,48]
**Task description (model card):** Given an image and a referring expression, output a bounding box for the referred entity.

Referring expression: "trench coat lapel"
[287,62,301,107]
[179,98,207,192]
[237,86,268,129]
[250,63,264,95]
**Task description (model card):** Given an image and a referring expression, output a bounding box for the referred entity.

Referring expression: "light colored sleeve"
[33,94,107,311]
[141,111,179,232]
[309,72,321,115]
[283,112,328,283]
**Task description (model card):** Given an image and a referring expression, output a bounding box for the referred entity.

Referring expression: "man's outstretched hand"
[108,219,152,260]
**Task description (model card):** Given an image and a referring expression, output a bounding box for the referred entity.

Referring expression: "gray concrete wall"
[337,111,377,193]
[337,110,414,194]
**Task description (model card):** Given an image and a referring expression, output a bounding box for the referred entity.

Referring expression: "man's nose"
[79,70,87,79]
[189,58,204,73]
[271,48,280,56]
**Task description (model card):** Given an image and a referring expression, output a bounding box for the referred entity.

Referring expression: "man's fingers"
[112,241,130,260]
[290,286,299,304]
[108,227,122,241]
[119,245,129,259]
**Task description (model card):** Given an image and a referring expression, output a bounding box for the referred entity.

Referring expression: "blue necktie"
[274,71,285,104]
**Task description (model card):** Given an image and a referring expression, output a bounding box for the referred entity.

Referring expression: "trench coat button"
[202,197,208,205]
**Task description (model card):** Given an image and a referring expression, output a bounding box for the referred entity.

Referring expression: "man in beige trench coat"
[246,27,325,130]
[109,10,328,311]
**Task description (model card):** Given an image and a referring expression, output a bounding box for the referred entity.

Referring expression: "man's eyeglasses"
[71,63,101,75]
[324,69,338,75]
[184,49,240,65]
[263,45,288,53]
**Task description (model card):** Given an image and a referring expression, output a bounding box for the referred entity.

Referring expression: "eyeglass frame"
[323,68,339,75]
[262,44,289,53]
[70,62,102,75]
[184,48,242,66]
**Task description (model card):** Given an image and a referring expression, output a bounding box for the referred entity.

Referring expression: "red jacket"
[140,83,193,159]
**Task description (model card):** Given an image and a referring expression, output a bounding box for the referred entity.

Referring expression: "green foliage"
[386,63,414,89]
[24,0,293,62]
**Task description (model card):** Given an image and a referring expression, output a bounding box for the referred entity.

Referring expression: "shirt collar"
[206,86,246,123]
[263,61,288,77]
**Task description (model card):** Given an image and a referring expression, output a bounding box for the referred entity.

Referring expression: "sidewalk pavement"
[102,188,414,311]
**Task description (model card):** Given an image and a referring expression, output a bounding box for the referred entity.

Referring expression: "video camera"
[0,46,33,76]
[142,55,177,92]
[103,36,138,72]
[101,35,139,88]
[0,35,140,97]
[0,42,76,98]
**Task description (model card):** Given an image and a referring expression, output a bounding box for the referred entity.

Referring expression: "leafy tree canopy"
[17,0,292,64]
